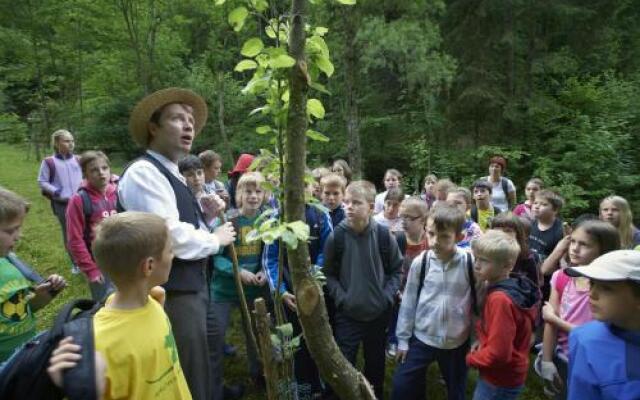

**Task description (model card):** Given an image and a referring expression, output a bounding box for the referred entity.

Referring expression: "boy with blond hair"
[467,230,540,399]
[324,180,402,399]
[0,187,66,362]
[47,211,191,399]
[392,204,476,400]
[320,173,347,228]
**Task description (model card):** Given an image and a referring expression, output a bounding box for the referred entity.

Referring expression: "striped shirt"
[396,248,474,350]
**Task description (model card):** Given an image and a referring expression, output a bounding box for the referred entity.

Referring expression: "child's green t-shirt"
[211,214,265,303]
[0,257,36,361]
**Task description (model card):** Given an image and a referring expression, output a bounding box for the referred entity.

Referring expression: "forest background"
[1,0,640,221]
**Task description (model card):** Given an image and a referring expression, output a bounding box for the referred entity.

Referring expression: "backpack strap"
[394,231,407,256]
[332,224,346,271]
[501,177,513,209]
[5,253,44,283]
[415,252,429,308]
[466,252,479,316]
[555,269,571,304]
[77,188,93,246]
[377,224,392,273]
[45,156,56,184]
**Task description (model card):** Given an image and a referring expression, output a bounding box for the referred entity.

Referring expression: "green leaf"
[270,334,282,346]
[281,90,290,102]
[228,7,248,31]
[307,99,325,119]
[251,0,268,11]
[269,54,296,69]
[336,0,356,4]
[314,27,329,36]
[306,129,330,142]
[256,125,272,134]
[214,0,226,4]
[309,82,330,94]
[281,230,298,249]
[241,38,264,58]
[234,59,258,72]
[288,220,310,241]
[315,56,334,77]
[265,25,277,39]
[276,323,294,337]
[249,105,270,116]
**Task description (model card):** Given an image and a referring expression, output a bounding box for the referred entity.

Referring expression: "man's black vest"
[119,153,208,292]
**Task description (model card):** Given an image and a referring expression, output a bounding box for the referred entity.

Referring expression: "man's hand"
[213,222,236,246]
[395,349,408,364]
[283,292,297,312]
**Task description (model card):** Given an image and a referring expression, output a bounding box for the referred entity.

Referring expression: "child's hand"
[201,193,225,216]
[283,292,297,312]
[539,360,563,396]
[90,274,105,284]
[150,286,166,306]
[470,340,481,352]
[542,301,558,323]
[556,235,571,254]
[395,349,408,364]
[240,270,258,285]
[213,222,236,247]
[48,336,82,388]
[43,274,67,294]
[255,271,266,286]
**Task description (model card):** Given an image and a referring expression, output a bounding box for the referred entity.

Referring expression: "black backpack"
[0,299,100,400]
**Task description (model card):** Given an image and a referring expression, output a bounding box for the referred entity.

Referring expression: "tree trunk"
[343,7,362,179]
[216,71,234,163]
[284,1,375,399]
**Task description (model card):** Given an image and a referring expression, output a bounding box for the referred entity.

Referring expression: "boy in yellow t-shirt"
[471,180,504,232]
[47,212,191,400]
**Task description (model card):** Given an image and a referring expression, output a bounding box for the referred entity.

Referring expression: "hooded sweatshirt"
[324,218,403,322]
[466,275,540,387]
[66,181,118,281]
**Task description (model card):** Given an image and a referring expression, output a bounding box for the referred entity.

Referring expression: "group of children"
[1,139,640,400]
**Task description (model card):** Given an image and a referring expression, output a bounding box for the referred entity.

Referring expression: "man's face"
[148,104,195,161]
[85,158,111,191]
[0,214,24,257]
[182,168,205,195]
[56,134,75,155]
[322,185,344,210]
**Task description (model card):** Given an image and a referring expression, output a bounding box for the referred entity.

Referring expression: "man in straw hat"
[118,88,236,400]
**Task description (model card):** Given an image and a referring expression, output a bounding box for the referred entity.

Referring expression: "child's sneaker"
[386,343,397,360]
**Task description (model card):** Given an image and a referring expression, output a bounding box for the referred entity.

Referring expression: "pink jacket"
[65,181,118,281]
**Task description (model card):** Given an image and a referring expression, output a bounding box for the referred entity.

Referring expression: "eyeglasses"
[400,215,421,222]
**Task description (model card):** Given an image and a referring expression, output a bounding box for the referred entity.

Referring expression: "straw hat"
[128,88,208,148]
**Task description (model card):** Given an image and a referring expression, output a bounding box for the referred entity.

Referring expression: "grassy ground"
[0,143,546,399]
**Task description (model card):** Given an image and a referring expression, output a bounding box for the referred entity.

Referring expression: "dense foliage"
[1,0,639,219]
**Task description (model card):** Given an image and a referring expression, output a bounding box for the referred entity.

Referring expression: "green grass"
[0,143,546,399]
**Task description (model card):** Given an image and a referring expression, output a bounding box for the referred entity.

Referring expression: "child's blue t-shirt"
[568,320,640,400]
[0,257,36,362]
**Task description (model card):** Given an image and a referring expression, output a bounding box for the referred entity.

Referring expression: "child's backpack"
[40,156,81,200]
[414,251,479,316]
[0,298,99,400]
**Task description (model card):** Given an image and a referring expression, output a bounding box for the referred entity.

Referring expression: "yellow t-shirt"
[94,296,191,400]
[478,207,496,232]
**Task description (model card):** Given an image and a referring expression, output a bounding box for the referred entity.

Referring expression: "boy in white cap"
[565,250,640,400]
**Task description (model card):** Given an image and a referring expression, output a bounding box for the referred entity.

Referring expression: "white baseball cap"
[566,250,640,282]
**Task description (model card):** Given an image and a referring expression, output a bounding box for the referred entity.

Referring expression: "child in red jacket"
[65,151,118,301]
[467,230,540,399]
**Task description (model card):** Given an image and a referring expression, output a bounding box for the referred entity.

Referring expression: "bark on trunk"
[216,71,234,163]
[343,7,362,179]
[284,1,375,398]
